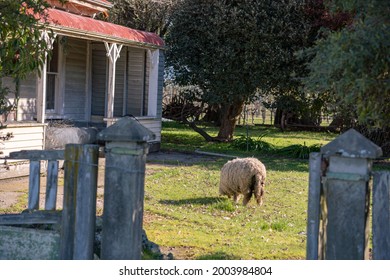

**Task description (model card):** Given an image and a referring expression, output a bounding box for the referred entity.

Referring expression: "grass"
[142,121,338,259]
[2,120,388,259]
[160,121,335,157]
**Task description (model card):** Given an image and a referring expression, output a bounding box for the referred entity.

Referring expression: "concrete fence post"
[372,171,390,260]
[97,116,155,260]
[306,152,322,260]
[306,129,382,259]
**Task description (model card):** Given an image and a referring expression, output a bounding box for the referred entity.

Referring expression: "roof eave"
[48,24,166,50]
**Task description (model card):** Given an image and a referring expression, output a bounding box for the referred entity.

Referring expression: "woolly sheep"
[219,157,266,206]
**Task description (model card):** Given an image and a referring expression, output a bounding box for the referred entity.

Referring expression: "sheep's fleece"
[219,157,266,206]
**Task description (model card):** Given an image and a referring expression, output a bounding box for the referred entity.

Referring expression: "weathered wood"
[99,117,154,260]
[323,179,369,259]
[306,152,322,260]
[8,149,64,160]
[306,129,383,260]
[322,156,371,260]
[45,160,59,210]
[2,140,43,150]
[127,48,146,116]
[372,171,390,260]
[0,211,61,225]
[0,125,46,164]
[101,142,148,260]
[104,42,123,125]
[320,128,383,159]
[314,129,380,260]
[73,144,99,260]
[28,160,41,210]
[60,144,80,260]
[36,39,48,124]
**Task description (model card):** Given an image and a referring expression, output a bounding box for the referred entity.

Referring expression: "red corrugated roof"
[45,8,164,48]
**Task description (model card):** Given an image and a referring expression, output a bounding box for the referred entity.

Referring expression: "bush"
[230,135,275,153]
[275,143,321,159]
[231,136,321,159]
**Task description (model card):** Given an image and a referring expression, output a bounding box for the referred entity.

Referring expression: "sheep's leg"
[242,193,252,206]
[255,194,263,206]
[233,194,241,204]
[253,186,264,206]
[253,174,265,206]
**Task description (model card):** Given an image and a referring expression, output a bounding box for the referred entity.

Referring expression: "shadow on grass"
[148,159,225,170]
[160,197,236,212]
[160,196,222,206]
[147,151,226,170]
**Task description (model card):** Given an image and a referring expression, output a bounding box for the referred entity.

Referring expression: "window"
[46,40,58,111]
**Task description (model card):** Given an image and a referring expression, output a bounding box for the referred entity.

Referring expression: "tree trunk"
[187,121,216,142]
[202,105,221,126]
[217,102,245,141]
[179,101,244,143]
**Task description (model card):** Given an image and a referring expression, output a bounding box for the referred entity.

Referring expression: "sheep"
[219,157,266,206]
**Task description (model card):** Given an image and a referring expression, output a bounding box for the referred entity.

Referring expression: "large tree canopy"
[303,0,390,128]
[166,0,311,141]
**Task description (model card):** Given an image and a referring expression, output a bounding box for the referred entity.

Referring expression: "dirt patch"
[0,192,21,209]
[0,177,29,209]
[0,177,29,192]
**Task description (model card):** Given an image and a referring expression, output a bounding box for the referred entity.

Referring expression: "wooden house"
[1,0,165,159]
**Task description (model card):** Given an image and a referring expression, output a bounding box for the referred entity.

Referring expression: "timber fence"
[306,128,390,260]
[0,116,154,260]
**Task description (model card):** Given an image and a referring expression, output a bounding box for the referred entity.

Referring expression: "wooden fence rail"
[0,144,99,260]
[0,116,154,260]
[8,150,64,211]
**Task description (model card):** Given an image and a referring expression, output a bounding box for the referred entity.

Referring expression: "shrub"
[231,135,275,153]
[275,143,321,159]
[231,136,321,159]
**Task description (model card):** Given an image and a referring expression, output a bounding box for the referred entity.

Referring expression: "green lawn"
[160,121,335,155]
[143,121,337,259]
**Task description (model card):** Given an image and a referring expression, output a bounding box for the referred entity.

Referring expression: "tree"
[302,0,390,128]
[108,0,181,37]
[268,0,352,130]
[165,0,313,141]
[0,0,56,117]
